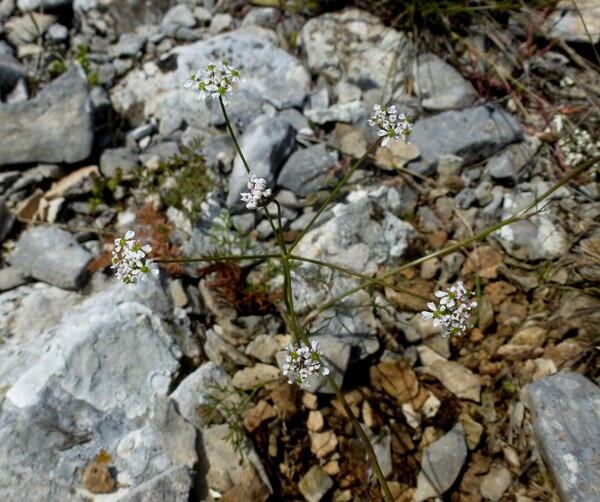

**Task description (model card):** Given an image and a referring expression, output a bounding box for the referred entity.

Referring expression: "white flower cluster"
[421,282,477,337]
[112,231,159,285]
[184,60,241,105]
[240,171,272,210]
[551,113,599,167]
[368,104,413,147]
[283,340,330,386]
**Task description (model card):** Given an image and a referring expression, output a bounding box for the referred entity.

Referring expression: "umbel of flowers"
[111,231,158,285]
[283,340,330,386]
[421,282,478,337]
[184,60,241,105]
[368,104,413,147]
[240,171,272,210]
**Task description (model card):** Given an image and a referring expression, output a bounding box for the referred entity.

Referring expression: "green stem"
[220,96,252,174]
[322,372,394,502]
[288,140,381,253]
[264,203,287,258]
[282,257,302,341]
[156,253,280,263]
[302,155,600,327]
[290,254,430,302]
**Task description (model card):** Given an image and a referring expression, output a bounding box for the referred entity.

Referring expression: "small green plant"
[210,209,256,256]
[47,44,98,85]
[49,59,68,76]
[73,44,99,85]
[200,382,262,458]
[502,378,518,394]
[133,138,214,220]
[89,169,123,213]
[74,44,91,74]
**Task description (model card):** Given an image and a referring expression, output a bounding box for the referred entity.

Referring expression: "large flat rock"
[9,226,92,290]
[528,372,600,502]
[0,67,94,166]
[408,104,523,175]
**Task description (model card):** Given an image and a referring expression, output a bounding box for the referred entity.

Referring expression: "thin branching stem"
[290,254,430,302]
[282,257,303,341]
[156,253,280,263]
[264,204,287,257]
[204,85,600,502]
[322,373,394,502]
[220,96,252,174]
[288,140,381,253]
[302,155,600,327]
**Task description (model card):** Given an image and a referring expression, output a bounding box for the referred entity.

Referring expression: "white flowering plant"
[184,60,241,105]
[240,171,272,210]
[111,230,159,285]
[283,340,330,386]
[106,60,599,501]
[422,282,478,337]
[368,104,413,147]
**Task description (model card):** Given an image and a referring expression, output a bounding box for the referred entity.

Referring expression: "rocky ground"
[1,0,600,501]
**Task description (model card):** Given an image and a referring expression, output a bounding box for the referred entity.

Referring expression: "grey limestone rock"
[111,31,310,131]
[170,361,236,430]
[455,187,478,209]
[0,266,26,291]
[414,423,468,501]
[304,100,365,125]
[241,7,279,29]
[277,143,338,197]
[294,188,415,273]
[485,149,519,186]
[74,0,178,38]
[0,54,27,100]
[113,32,148,57]
[494,182,569,260]
[0,281,193,501]
[407,104,523,176]
[0,66,94,165]
[543,0,600,45]
[226,114,295,210]
[100,146,139,179]
[163,4,196,28]
[209,12,233,34]
[412,53,477,111]
[9,226,92,290]
[0,284,81,391]
[161,4,196,37]
[528,372,600,502]
[480,464,513,502]
[202,424,273,496]
[46,22,69,42]
[484,135,540,186]
[298,465,333,502]
[300,9,411,98]
[118,467,194,502]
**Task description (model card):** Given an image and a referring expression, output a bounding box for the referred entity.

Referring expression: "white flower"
[368,104,413,147]
[240,171,272,210]
[421,282,477,337]
[282,339,330,386]
[111,231,159,285]
[184,60,241,105]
